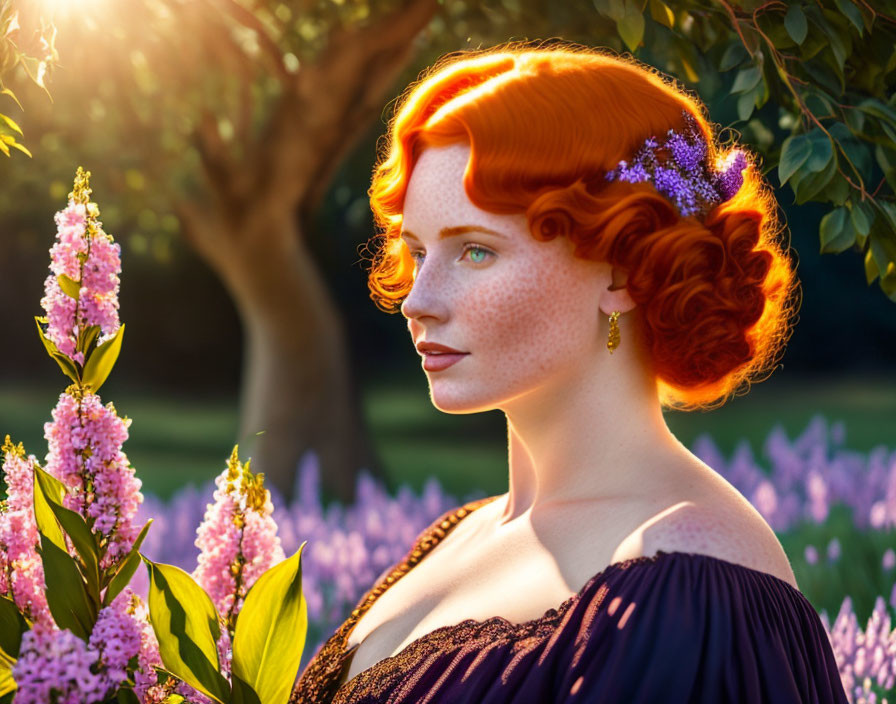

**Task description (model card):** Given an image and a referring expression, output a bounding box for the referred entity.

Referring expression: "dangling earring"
[607,311,621,354]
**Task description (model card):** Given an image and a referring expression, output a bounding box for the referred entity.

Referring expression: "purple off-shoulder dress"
[290,498,849,703]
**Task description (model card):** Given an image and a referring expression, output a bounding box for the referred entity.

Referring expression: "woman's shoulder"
[638,475,799,590]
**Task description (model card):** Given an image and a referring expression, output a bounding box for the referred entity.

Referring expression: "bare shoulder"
[642,470,799,591]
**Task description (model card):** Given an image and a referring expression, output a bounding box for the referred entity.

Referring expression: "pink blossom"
[40,198,121,364]
[44,390,144,569]
[0,437,52,626]
[193,447,285,630]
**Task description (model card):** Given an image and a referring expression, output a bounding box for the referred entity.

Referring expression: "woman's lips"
[422,353,469,371]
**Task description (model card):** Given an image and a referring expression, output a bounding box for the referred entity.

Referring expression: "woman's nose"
[400,263,448,321]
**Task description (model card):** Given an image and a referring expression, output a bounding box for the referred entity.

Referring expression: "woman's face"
[400,142,611,414]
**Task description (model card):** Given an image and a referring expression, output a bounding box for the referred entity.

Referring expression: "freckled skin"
[400,143,609,414]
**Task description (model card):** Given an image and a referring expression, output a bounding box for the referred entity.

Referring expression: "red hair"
[366,41,800,412]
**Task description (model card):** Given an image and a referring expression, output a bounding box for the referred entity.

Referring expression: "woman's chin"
[427,388,496,414]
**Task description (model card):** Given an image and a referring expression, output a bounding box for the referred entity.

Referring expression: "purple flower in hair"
[604,110,748,217]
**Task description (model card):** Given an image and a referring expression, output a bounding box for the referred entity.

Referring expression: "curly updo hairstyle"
[365,41,800,412]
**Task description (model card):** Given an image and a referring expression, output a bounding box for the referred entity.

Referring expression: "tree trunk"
[174,0,440,504]
[176,201,385,505]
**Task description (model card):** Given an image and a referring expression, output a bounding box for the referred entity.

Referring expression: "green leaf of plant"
[34,466,100,600]
[115,687,143,704]
[719,42,748,72]
[32,459,67,551]
[0,644,16,700]
[849,201,872,238]
[834,0,864,35]
[737,90,755,121]
[104,519,153,606]
[784,5,808,44]
[232,542,308,704]
[81,324,125,393]
[778,134,813,185]
[141,556,229,704]
[57,274,81,300]
[648,0,674,29]
[805,131,833,173]
[37,533,96,640]
[0,595,27,659]
[34,316,80,383]
[0,112,22,136]
[616,0,645,52]
[230,672,262,704]
[78,325,101,358]
[819,207,854,253]
[731,65,761,94]
[791,153,838,204]
[865,247,879,285]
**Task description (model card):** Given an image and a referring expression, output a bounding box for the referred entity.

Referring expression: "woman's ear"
[598,265,636,316]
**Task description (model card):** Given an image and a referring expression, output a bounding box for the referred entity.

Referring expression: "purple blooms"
[604,110,749,217]
[12,624,109,704]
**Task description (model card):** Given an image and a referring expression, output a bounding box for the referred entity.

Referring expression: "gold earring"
[607,311,621,354]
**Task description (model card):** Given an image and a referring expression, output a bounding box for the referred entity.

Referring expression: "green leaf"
[37,533,96,640]
[230,673,262,704]
[834,0,864,35]
[141,557,230,704]
[865,247,878,285]
[857,98,896,127]
[35,466,100,600]
[32,459,67,551]
[81,324,125,393]
[0,595,27,659]
[805,131,833,173]
[104,519,153,606]
[737,89,755,121]
[616,0,645,52]
[232,543,308,704]
[78,324,101,358]
[115,688,142,704]
[731,65,762,94]
[791,153,838,204]
[819,207,854,253]
[648,0,674,29]
[719,42,748,72]
[0,645,16,701]
[850,201,873,237]
[34,316,80,383]
[784,5,808,44]
[778,134,813,185]
[57,274,81,300]
[0,112,22,136]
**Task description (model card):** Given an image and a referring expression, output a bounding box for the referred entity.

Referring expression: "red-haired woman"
[292,42,848,703]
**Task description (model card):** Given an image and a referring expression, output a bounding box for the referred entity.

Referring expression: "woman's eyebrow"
[400,225,508,241]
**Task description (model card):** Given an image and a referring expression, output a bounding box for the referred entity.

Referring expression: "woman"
[291,42,848,703]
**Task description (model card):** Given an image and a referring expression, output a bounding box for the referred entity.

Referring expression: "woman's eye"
[461,244,493,264]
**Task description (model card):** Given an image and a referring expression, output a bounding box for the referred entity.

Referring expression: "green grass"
[2,372,893,501]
